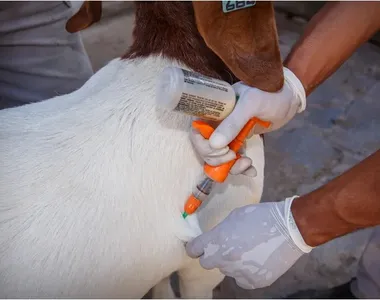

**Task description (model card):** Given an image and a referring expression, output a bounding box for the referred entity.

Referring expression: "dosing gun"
[155,66,271,219]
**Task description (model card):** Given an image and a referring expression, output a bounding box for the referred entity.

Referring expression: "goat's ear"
[65,1,102,33]
[192,1,284,92]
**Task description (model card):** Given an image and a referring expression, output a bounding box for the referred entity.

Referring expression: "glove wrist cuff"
[283,67,307,113]
[284,196,313,253]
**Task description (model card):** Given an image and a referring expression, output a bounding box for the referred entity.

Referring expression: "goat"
[0,1,283,298]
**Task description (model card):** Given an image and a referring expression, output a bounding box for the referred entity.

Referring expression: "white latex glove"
[190,126,257,177]
[209,67,306,150]
[185,196,313,290]
[189,67,306,176]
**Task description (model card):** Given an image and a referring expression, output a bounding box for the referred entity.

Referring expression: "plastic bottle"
[156,66,236,121]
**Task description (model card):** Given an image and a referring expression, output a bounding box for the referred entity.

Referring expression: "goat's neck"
[123,2,237,84]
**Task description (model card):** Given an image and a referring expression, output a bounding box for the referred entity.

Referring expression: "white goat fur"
[0,56,265,298]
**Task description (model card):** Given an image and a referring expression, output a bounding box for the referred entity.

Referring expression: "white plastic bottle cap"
[156,66,236,121]
[156,66,185,111]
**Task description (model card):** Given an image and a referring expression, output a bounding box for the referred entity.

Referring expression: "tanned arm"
[292,149,380,247]
[284,1,380,96]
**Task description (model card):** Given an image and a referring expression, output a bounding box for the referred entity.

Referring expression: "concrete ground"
[77,2,380,298]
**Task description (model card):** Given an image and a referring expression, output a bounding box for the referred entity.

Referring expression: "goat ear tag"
[222,1,256,13]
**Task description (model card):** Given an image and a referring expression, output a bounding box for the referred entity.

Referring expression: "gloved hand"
[185,196,313,290]
[190,126,257,177]
[210,67,307,149]
[189,67,306,176]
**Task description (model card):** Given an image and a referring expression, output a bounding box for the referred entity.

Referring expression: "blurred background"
[70,1,380,298]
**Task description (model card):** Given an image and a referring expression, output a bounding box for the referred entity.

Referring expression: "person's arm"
[284,1,380,96]
[186,150,380,290]
[197,1,380,162]
[292,149,380,247]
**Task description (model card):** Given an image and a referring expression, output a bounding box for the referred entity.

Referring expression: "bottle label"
[174,69,235,121]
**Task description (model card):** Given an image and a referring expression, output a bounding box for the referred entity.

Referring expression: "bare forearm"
[284,2,380,96]
[292,149,380,247]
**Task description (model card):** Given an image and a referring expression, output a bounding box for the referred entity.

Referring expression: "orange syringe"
[182,117,271,218]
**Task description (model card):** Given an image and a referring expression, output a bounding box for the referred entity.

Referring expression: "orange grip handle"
[192,117,271,183]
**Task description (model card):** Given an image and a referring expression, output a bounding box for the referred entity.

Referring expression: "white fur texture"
[0,56,264,298]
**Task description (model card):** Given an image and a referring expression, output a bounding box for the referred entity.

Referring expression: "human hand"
[185,196,313,290]
[189,124,257,177]
[209,67,307,150]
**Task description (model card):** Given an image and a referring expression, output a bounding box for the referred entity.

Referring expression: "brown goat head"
[66,1,284,92]
[192,1,283,92]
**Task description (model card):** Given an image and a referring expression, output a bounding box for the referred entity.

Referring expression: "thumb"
[185,231,215,259]
[208,99,253,149]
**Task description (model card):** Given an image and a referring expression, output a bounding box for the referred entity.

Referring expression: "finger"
[221,265,256,289]
[209,102,252,149]
[185,231,215,259]
[235,277,256,290]
[251,125,271,135]
[219,267,236,279]
[242,166,257,177]
[230,157,257,177]
[190,129,230,157]
[199,256,217,270]
[204,150,236,166]
[250,121,274,136]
